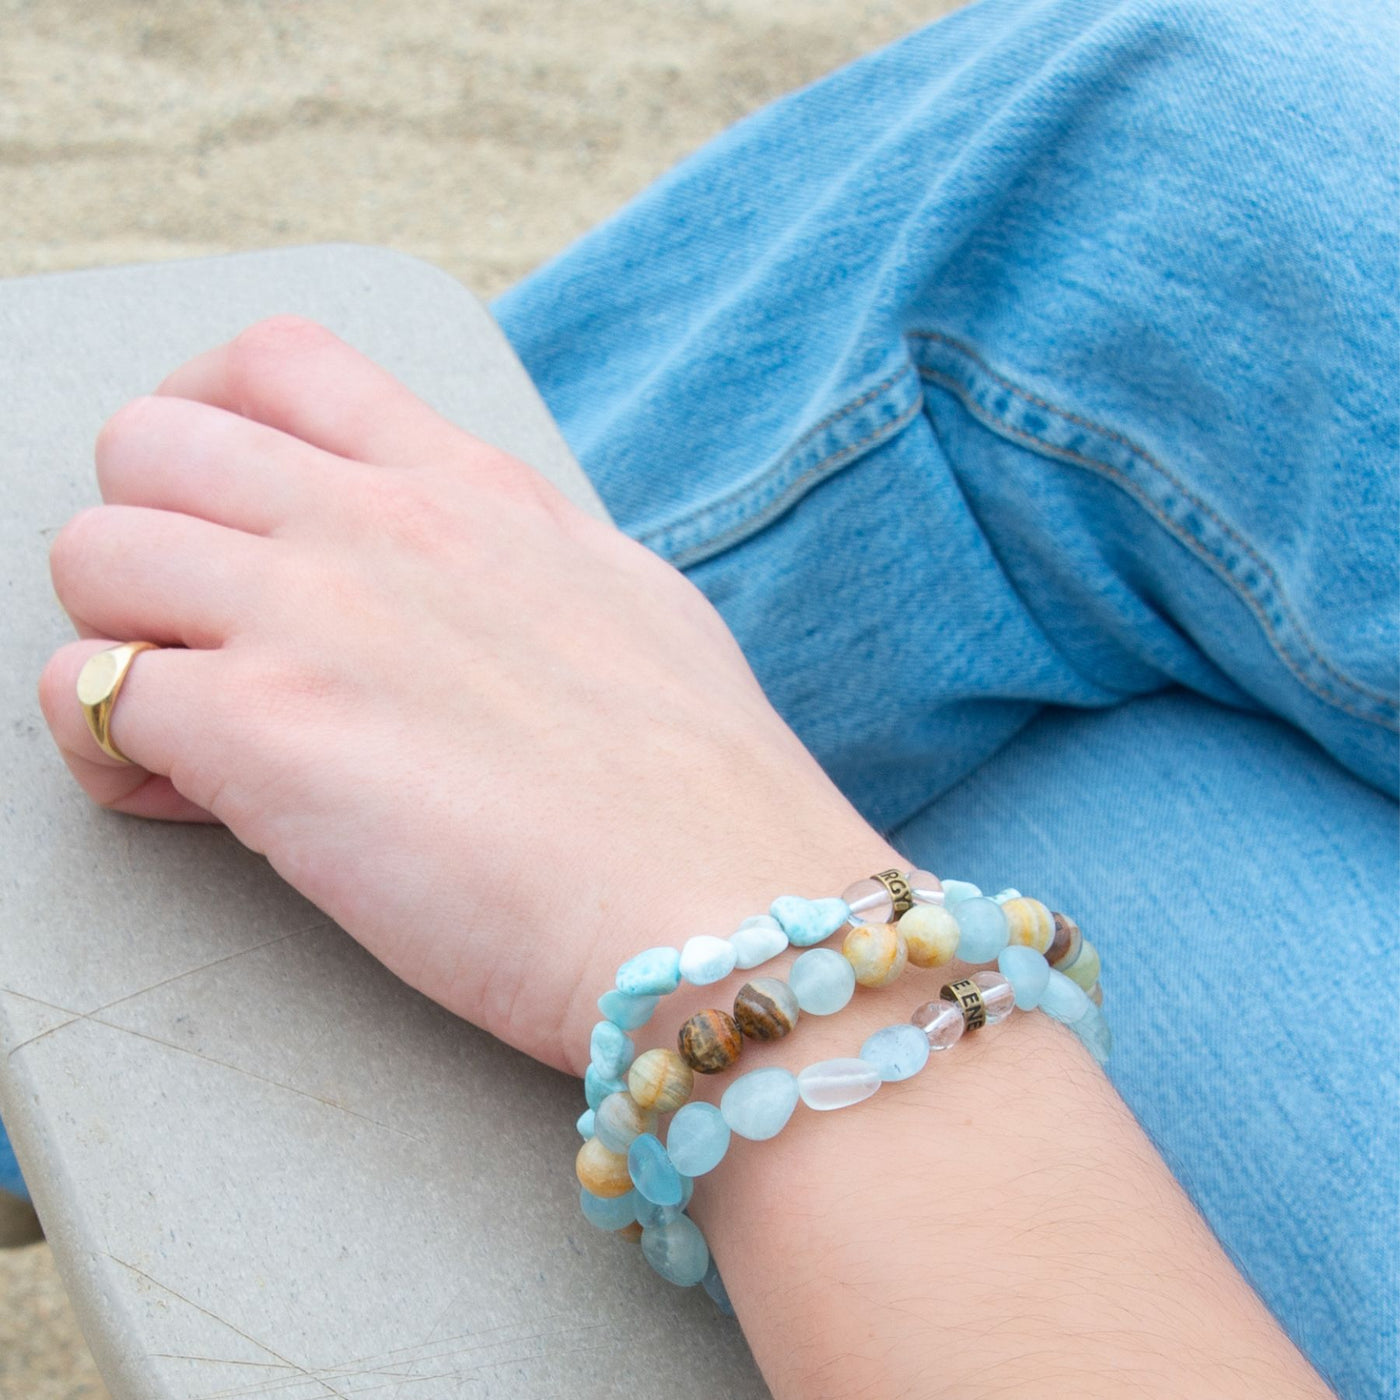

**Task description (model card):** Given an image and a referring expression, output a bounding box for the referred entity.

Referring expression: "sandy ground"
[0,1,960,1395]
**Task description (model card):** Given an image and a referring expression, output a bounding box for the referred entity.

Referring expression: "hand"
[38,316,898,1073]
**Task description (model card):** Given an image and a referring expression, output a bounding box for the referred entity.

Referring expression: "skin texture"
[38,317,1334,1399]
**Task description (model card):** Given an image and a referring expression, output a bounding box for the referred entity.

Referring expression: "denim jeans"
[494,1,1399,1395]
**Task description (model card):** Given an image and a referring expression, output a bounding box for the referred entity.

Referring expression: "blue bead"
[597,988,660,1030]
[859,1023,931,1082]
[615,946,682,997]
[729,916,788,969]
[579,1186,637,1231]
[770,894,853,947]
[788,948,856,1015]
[702,1259,735,1316]
[1040,968,1093,1023]
[589,1020,635,1078]
[666,1102,731,1176]
[953,897,1010,962]
[576,1109,596,1139]
[627,1132,683,1206]
[720,1067,799,1141]
[941,879,982,905]
[1071,1002,1113,1066]
[634,1176,694,1228]
[641,1215,710,1287]
[584,1064,626,1110]
[998,944,1051,1009]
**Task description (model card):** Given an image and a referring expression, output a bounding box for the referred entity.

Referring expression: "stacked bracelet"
[574,868,1111,1309]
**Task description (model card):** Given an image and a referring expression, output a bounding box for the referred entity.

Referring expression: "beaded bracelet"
[574,868,1111,1308]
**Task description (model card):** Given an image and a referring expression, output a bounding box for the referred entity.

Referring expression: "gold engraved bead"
[872,868,914,921]
[940,977,987,1031]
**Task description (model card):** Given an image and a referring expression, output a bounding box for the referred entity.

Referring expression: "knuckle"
[48,505,110,589]
[355,473,454,553]
[94,395,161,487]
[229,315,333,372]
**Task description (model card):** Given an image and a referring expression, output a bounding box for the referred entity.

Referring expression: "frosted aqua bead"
[991,887,1022,904]
[666,1101,731,1176]
[998,944,1051,1009]
[797,1057,882,1110]
[641,1215,710,1287]
[953,896,1010,962]
[1070,1002,1113,1066]
[628,1132,683,1206]
[679,934,738,985]
[579,1185,637,1231]
[940,879,982,905]
[1041,968,1093,1023]
[702,1259,735,1316]
[576,1109,596,1139]
[589,1021,635,1078]
[788,948,856,1015]
[615,946,682,997]
[720,1066,799,1141]
[597,988,660,1030]
[859,1023,930,1082]
[584,1065,626,1110]
[635,1174,694,1228]
[729,915,788,969]
[770,894,853,947]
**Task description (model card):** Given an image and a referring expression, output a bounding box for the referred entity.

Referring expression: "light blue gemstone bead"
[576,1109,596,1139]
[702,1259,735,1316]
[998,944,1051,1009]
[589,1020,635,1078]
[991,887,1022,904]
[1040,967,1093,1023]
[666,1102,731,1176]
[720,1066,800,1141]
[788,948,856,1015]
[597,988,660,1030]
[953,896,1010,962]
[578,1186,637,1231]
[770,894,853,947]
[641,1214,710,1287]
[615,946,682,997]
[584,1065,626,1111]
[729,915,788,969]
[1070,1002,1113,1066]
[679,934,738,986]
[634,1175,694,1228]
[628,1132,683,1206]
[941,879,982,905]
[859,1023,931,1082]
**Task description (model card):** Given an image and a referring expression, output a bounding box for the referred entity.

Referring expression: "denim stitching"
[916,361,1398,731]
[911,329,1397,719]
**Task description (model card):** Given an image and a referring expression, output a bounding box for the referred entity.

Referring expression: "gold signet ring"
[76,642,160,765]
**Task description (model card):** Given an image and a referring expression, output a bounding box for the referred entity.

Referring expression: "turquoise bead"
[627,1132,683,1206]
[720,1066,799,1141]
[702,1259,735,1316]
[579,1186,637,1231]
[615,946,682,997]
[679,934,738,985]
[729,915,788,969]
[597,988,660,1030]
[666,1102,731,1176]
[576,1109,596,1139]
[589,1020,635,1078]
[1040,967,1093,1023]
[859,1023,931,1082]
[788,948,856,1015]
[770,894,853,947]
[1071,1001,1113,1066]
[941,879,982,905]
[634,1175,694,1228]
[991,887,1022,904]
[998,944,1051,1009]
[953,896,1010,962]
[584,1064,626,1110]
[641,1215,710,1287]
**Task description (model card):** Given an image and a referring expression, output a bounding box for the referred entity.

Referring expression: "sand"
[0,2,959,1393]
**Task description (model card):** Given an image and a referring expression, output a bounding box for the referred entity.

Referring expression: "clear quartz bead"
[972,970,1017,1025]
[841,876,892,924]
[796,1057,882,1111]
[907,867,943,905]
[911,998,966,1051]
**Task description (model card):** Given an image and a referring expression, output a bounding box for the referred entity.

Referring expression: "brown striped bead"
[575,1137,632,1198]
[733,977,800,1041]
[1047,911,1083,969]
[627,1048,694,1113]
[678,1008,744,1074]
[841,921,908,988]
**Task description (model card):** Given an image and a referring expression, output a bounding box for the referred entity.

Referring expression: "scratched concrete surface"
[0,2,960,1395]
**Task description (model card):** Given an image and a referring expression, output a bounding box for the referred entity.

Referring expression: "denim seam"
[639,363,922,569]
[914,343,1397,732]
